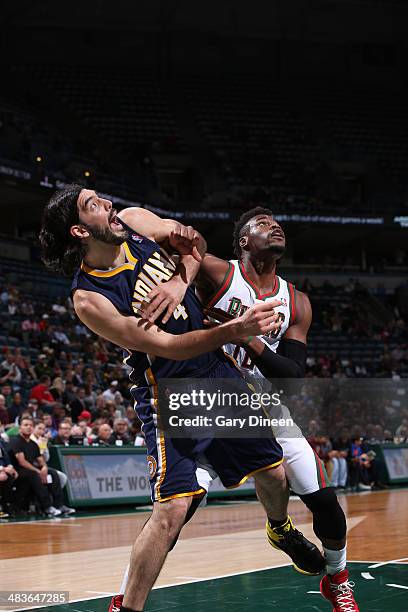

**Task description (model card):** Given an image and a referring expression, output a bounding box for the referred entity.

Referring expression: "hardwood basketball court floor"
[1,489,407,612]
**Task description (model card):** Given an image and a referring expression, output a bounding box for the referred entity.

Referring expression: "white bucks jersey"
[208,259,296,377]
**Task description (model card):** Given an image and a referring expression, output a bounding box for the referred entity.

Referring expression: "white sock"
[120,564,129,594]
[323,545,347,576]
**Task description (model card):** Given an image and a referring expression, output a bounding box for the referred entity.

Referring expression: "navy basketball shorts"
[131,359,283,503]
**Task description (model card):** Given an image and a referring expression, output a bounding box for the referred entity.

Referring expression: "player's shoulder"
[292,288,312,324]
[117,206,143,222]
[293,287,310,304]
[202,253,231,271]
[278,275,310,303]
[277,275,311,323]
[200,253,232,285]
[117,206,157,240]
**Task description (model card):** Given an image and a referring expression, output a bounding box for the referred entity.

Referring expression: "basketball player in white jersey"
[194,207,360,612]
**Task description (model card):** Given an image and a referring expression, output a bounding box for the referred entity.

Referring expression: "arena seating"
[302,83,408,177]
[1,255,406,384]
[4,69,408,213]
[179,74,316,186]
[31,66,186,154]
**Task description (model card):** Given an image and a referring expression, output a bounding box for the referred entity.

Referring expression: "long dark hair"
[39,184,85,276]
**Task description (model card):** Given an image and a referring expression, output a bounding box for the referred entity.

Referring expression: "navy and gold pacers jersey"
[71,219,222,386]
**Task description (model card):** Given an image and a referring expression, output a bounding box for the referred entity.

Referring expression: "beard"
[266,242,286,258]
[262,243,286,259]
[82,221,128,246]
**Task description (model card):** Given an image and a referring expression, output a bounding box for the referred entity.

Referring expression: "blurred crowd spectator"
[0,273,148,517]
[297,380,408,493]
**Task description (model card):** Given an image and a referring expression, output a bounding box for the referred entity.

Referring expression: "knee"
[152,497,191,542]
[254,464,286,487]
[300,488,347,541]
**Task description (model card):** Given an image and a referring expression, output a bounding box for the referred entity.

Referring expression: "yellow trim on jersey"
[222,349,239,369]
[225,458,284,489]
[146,367,167,502]
[80,242,137,277]
[158,488,206,503]
[123,241,138,264]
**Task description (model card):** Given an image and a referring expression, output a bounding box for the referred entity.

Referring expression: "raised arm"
[195,253,231,305]
[118,207,207,323]
[73,290,282,361]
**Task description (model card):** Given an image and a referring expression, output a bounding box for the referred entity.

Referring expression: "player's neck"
[241,255,277,292]
[83,241,125,270]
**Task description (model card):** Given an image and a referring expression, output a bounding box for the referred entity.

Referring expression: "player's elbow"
[74,295,92,323]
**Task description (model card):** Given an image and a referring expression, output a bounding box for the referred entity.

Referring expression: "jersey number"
[233,311,286,369]
[270,312,285,339]
[173,303,188,320]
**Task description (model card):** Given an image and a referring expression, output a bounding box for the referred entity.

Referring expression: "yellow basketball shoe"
[266,515,326,575]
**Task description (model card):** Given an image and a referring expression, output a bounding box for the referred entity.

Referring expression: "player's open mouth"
[269,232,284,240]
[110,214,122,229]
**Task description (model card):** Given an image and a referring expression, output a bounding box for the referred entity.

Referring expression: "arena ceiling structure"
[0,0,407,259]
[0,0,406,40]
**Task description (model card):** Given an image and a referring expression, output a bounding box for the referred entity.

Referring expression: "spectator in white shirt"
[0,354,22,386]
[102,380,119,402]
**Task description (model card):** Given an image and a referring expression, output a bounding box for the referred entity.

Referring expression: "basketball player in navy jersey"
[40,188,323,612]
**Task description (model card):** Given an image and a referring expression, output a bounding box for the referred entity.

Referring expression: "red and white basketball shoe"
[320,569,360,611]
[108,594,123,612]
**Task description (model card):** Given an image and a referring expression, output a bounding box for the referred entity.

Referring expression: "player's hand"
[139,277,188,324]
[40,466,48,484]
[169,225,202,262]
[235,300,283,340]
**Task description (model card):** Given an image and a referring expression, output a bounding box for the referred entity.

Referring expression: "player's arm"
[118,207,206,261]
[240,291,312,378]
[73,290,281,361]
[195,253,231,305]
[118,207,207,323]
